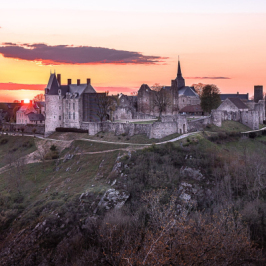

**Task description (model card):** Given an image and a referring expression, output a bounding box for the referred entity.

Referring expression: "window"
[69,103,70,109]
[69,113,71,119]
[59,116,61,120]
[59,106,61,110]
[73,103,75,110]
[73,112,75,120]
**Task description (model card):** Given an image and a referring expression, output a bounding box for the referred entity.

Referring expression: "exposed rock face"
[180,167,205,181]
[94,189,130,213]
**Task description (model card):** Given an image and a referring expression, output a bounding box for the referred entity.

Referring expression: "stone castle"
[43,61,265,138]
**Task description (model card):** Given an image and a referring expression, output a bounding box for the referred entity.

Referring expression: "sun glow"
[24,99,30,103]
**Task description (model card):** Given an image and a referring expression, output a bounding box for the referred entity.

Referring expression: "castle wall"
[2,123,45,135]
[240,111,259,130]
[113,107,133,120]
[188,116,211,132]
[132,112,157,119]
[254,100,265,124]
[149,122,177,139]
[81,119,188,139]
[45,95,63,136]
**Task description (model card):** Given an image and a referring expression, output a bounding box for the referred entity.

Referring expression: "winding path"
[0,132,200,175]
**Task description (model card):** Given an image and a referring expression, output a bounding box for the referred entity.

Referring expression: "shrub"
[0,138,8,145]
[56,127,88,133]
[22,141,33,148]
[50,144,57,151]
[249,132,257,139]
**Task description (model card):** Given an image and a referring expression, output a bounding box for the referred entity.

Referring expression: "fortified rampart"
[187,116,211,132]
[211,110,259,130]
[81,116,188,139]
[1,123,45,135]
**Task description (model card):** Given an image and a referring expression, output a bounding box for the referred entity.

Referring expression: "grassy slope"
[0,135,36,167]
[0,121,259,232]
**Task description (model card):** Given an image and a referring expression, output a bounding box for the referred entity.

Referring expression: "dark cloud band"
[0,43,167,65]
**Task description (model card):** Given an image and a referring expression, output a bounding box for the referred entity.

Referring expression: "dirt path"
[0,132,199,175]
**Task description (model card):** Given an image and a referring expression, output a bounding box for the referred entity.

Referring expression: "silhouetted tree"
[151,83,170,118]
[33,93,45,102]
[200,84,221,113]
[95,92,112,130]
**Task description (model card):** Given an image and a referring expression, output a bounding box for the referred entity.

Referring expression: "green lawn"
[205,120,251,133]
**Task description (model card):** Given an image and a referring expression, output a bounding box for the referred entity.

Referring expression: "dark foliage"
[56,127,88,133]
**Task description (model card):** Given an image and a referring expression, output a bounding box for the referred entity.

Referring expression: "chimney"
[77,79,80,86]
[57,74,61,86]
[30,100,32,105]
[87,78,91,85]
[68,79,72,85]
[237,91,239,94]
[21,100,24,104]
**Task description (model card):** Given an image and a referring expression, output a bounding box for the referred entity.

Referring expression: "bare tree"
[94,92,112,130]
[151,83,171,118]
[33,93,45,102]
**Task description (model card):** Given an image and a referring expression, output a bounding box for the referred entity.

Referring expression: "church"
[137,60,201,116]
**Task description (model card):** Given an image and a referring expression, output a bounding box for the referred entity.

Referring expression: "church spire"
[175,57,185,89]
[177,56,182,77]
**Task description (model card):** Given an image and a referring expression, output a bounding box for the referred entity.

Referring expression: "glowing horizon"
[0,1,265,102]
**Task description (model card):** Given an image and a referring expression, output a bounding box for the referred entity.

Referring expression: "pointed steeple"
[175,57,185,89]
[177,57,182,77]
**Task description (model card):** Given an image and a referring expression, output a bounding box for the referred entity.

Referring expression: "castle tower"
[175,59,185,89]
[254,85,263,103]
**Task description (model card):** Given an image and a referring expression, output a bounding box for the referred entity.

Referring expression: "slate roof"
[178,86,199,97]
[220,93,249,101]
[179,104,203,113]
[46,74,60,95]
[46,74,96,96]
[27,113,45,121]
[18,104,37,115]
[228,98,249,109]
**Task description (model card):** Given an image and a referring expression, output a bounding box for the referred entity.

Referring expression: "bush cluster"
[56,127,88,133]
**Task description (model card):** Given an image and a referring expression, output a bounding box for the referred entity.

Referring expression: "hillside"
[0,122,266,265]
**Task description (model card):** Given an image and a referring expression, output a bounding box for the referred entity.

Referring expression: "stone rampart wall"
[133,112,157,120]
[1,123,45,134]
[240,111,259,130]
[149,122,177,139]
[81,120,188,139]
[188,116,211,132]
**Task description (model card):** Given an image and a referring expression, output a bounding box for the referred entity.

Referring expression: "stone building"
[16,101,45,125]
[44,73,100,135]
[137,60,200,116]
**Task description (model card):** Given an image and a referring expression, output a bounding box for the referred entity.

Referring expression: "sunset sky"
[0,0,266,102]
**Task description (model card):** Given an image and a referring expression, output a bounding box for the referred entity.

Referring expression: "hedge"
[56,127,88,133]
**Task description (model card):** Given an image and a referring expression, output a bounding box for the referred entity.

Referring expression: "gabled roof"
[179,86,199,97]
[228,98,248,109]
[27,113,45,121]
[18,104,37,114]
[138,84,151,92]
[220,93,249,101]
[179,104,203,113]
